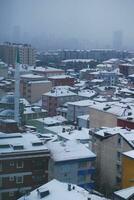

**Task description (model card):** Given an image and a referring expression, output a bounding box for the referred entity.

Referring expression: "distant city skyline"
[0,0,134,50]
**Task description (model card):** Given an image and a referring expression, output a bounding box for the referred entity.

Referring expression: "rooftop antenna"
[14,49,20,124]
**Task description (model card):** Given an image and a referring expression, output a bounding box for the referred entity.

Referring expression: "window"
[117,152,121,161]
[9,176,14,181]
[118,137,121,145]
[78,162,88,169]
[9,192,14,197]
[16,176,23,184]
[116,176,121,184]
[0,162,2,172]
[10,161,14,166]
[16,161,24,169]
[78,175,87,183]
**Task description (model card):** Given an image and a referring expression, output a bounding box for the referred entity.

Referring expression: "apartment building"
[47,140,96,191]
[0,61,8,79]
[48,75,75,87]
[91,127,134,194]
[0,42,36,66]
[18,179,107,200]
[89,102,134,128]
[67,100,94,122]
[20,74,52,103]
[0,132,50,200]
[42,86,79,116]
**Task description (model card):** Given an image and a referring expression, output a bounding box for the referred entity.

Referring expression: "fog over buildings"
[0,0,134,50]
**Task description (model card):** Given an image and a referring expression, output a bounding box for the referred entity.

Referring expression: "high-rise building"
[113,30,123,50]
[0,42,36,66]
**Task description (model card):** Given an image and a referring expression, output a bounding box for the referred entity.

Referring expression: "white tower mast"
[14,50,20,124]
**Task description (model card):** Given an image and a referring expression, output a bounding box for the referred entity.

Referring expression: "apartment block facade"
[0,42,36,66]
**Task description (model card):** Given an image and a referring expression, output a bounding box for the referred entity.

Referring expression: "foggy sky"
[0,0,134,50]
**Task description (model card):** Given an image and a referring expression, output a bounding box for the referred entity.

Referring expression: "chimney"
[68,184,71,191]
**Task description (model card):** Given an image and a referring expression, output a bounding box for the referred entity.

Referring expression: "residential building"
[119,64,134,77]
[22,106,48,125]
[47,140,96,191]
[20,75,52,103]
[0,61,8,79]
[67,100,94,122]
[48,75,75,87]
[18,179,107,200]
[117,116,134,129]
[42,86,79,116]
[0,42,36,66]
[0,132,50,200]
[89,102,134,128]
[91,127,134,194]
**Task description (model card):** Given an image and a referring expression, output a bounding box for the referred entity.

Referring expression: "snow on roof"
[94,127,134,146]
[29,80,51,84]
[62,59,94,63]
[48,75,73,79]
[78,90,96,98]
[23,106,47,114]
[97,64,112,68]
[21,74,44,79]
[91,79,104,83]
[67,100,94,107]
[0,132,48,155]
[103,58,119,64]
[47,140,96,162]
[128,74,134,78]
[36,115,67,125]
[114,186,134,199]
[43,87,77,97]
[93,96,107,102]
[89,102,134,116]
[18,179,107,200]
[123,150,134,159]
[74,80,86,87]
[32,66,64,72]
[44,125,91,141]
[94,127,124,138]
[120,131,134,147]
[77,114,90,120]
[120,63,134,67]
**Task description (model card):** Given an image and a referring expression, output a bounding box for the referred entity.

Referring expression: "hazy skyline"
[0,0,134,50]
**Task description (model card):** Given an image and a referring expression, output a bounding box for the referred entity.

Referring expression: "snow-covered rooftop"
[48,75,73,79]
[114,186,134,199]
[62,59,94,63]
[123,150,134,159]
[47,140,96,162]
[78,89,96,98]
[36,115,67,126]
[44,125,91,142]
[0,132,49,155]
[18,179,107,200]
[43,86,77,97]
[67,100,94,107]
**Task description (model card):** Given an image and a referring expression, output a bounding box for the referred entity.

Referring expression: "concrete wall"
[30,81,52,103]
[89,107,117,128]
